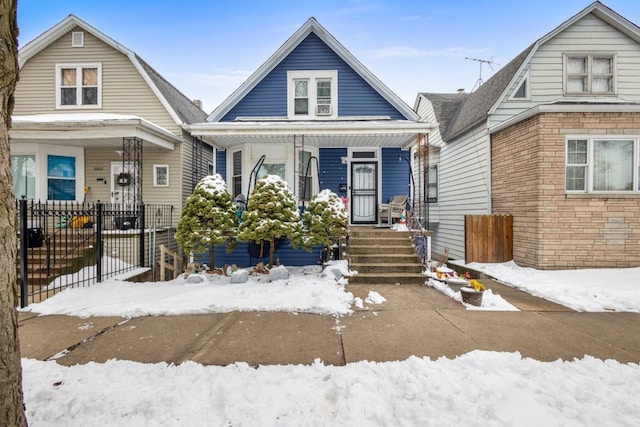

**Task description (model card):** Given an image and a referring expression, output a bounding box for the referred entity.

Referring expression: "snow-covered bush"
[236,175,301,268]
[302,189,348,260]
[175,174,237,268]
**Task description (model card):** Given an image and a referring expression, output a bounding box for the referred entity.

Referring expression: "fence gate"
[464,214,513,263]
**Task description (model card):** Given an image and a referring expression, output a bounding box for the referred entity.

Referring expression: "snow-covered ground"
[21,259,640,426]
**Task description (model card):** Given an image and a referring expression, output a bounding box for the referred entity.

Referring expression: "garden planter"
[460,287,483,306]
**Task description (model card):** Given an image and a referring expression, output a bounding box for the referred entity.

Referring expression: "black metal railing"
[16,199,174,307]
[406,205,433,270]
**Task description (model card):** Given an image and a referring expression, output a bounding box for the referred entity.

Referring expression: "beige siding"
[15,26,180,134]
[491,13,640,127]
[84,146,182,210]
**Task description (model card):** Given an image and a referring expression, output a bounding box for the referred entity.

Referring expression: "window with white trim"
[564,54,614,95]
[47,155,76,200]
[232,150,242,198]
[566,137,639,193]
[298,150,313,201]
[153,165,169,187]
[56,63,102,108]
[287,70,337,119]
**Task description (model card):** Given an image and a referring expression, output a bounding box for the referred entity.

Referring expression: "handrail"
[246,154,266,203]
[300,155,319,207]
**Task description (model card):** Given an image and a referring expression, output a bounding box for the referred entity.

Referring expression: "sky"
[16,0,640,113]
[19,258,640,425]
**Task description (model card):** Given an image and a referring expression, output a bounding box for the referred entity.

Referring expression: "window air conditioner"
[316,105,332,115]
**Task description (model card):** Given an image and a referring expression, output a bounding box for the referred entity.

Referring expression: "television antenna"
[465,57,497,92]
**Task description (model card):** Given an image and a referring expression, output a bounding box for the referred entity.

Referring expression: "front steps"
[348,227,425,286]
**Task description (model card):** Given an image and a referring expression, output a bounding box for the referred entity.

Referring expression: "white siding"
[491,13,640,128]
[431,124,491,260]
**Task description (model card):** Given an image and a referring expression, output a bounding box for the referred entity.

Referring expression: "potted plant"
[460,279,486,306]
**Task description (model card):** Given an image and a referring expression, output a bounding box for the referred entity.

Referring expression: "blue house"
[188,18,433,266]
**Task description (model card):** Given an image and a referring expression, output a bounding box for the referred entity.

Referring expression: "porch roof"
[10,113,180,150]
[186,119,435,149]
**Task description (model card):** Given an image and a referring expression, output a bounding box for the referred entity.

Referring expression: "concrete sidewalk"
[18,280,640,366]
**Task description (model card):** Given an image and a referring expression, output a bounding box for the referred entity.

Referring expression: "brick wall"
[491,112,640,269]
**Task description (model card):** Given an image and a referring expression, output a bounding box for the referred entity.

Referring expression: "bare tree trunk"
[0,0,28,425]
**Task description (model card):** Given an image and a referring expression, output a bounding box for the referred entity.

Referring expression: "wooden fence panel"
[464,215,513,263]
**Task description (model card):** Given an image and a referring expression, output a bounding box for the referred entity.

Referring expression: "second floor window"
[56,63,101,108]
[288,70,337,119]
[565,54,614,95]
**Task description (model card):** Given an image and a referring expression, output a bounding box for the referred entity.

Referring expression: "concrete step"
[348,272,425,286]
[349,253,421,263]
[350,263,423,274]
[349,245,416,255]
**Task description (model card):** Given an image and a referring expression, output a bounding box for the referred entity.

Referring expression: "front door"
[110,162,138,206]
[350,161,378,224]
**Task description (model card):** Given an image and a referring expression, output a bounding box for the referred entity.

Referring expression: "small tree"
[237,175,301,268]
[302,189,348,262]
[175,174,237,269]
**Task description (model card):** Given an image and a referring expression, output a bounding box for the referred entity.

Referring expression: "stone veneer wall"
[491,112,640,269]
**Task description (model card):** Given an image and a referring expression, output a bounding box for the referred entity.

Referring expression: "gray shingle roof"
[423,43,534,141]
[136,55,207,125]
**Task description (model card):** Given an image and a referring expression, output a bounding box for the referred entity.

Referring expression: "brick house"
[416,1,640,269]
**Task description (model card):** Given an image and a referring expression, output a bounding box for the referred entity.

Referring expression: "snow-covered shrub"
[175,174,237,268]
[236,175,302,268]
[302,189,348,260]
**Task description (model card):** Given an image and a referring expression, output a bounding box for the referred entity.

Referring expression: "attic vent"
[71,31,84,48]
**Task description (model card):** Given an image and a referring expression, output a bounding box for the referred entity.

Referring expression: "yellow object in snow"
[69,215,90,228]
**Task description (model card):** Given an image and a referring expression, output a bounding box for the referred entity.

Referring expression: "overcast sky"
[17,0,640,113]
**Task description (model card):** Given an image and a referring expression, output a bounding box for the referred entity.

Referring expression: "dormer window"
[564,54,615,95]
[288,70,337,119]
[56,63,102,108]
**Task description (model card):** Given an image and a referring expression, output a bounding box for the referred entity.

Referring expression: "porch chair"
[378,195,408,226]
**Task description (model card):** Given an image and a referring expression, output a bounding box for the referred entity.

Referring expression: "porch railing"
[16,199,174,307]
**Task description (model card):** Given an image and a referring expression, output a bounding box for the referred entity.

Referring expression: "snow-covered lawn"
[20,260,640,426]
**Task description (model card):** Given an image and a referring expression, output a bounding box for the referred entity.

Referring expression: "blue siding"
[216,149,226,177]
[319,147,348,195]
[222,33,406,121]
[196,241,326,268]
[381,147,411,205]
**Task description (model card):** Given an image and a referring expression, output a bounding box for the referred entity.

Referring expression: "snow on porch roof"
[11,113,180,150]
[186,119,435,149]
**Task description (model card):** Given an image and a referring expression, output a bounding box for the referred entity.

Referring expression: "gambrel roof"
[18,14,207,126]
[422,1,640,141]
[208,17,420,122]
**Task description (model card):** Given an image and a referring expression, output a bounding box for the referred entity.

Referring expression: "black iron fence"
[16,199,174,307]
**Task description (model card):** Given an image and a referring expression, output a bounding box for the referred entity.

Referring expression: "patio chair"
[378,195,408,226]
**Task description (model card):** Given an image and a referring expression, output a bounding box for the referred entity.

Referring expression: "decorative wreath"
[117,172,132,187]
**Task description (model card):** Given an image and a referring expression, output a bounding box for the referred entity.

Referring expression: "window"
[208,161,214,176]
[566,137,638,193]
[511,72,529,100]
[298,150,313,201]
[288,70,337,118]
[153,165,169,187]
[47,155,76,200]
[257,163,286,181]
[294,80,309,115]
[565,54,614,95]
[232,150,242,197]
[426,165,438,203]
[56,63,101,108]
[11,155,36,199]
